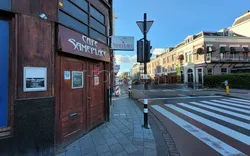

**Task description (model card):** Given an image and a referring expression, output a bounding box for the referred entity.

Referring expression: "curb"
[132,99,180,156]
[215,93,250,100]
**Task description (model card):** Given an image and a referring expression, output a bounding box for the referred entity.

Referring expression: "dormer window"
[185,36,193,44]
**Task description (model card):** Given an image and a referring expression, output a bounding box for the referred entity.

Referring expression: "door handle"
[69,112,78,118]
[88,97,91,100]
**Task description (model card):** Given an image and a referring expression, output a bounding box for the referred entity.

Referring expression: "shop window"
[90,6,105,24]
[90,17,106,35]
[70,0,88,12]
[61,0,88,24]
[59,11,88,35]
[207,68,213,75]
[198,69,203,83]
[90,29,107,44]
[221,68,228,75]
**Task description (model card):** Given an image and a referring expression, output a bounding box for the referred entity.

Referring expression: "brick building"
[0,0,113,155]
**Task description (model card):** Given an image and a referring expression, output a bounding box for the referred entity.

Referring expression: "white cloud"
[152,48,165,55]
[115,55,137,64]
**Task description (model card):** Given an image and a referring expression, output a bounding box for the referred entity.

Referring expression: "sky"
[113,0,250,74]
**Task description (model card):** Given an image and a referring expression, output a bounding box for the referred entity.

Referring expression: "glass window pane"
[90,6,105,24]
[59,11,88,35]
[90,29,107,44]
[90,17,106,35]
[61,0,88,24]
[70,0,88,11]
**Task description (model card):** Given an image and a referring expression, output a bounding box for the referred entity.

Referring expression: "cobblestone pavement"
[57,96,157,156]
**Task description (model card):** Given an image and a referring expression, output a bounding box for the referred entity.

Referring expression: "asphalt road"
[132,88,250,156]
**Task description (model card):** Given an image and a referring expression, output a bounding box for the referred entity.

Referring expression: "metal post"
[143,13,148,128]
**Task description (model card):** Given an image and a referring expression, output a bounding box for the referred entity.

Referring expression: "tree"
[118,72,130,80]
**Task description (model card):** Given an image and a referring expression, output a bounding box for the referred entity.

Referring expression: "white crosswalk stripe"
[230,98,250,103]
[151,105,246,156]
[151,98,250,155]
[166,104,250,146]
[189,102,250,121]
[211,100,250,109]
[221,99,250,105]
[201,101,250,114]
[172,103,250,130]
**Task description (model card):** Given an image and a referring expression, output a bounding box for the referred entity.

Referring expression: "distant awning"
[195,48,204,54]
[231,66,250,71]
[243,47,250,52]
[178,54,184,60]
[206,46,216,53]
[230,47,245,53]
[220,47,230,53]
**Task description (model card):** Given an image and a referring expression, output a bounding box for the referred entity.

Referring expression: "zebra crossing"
[151,98,250,156]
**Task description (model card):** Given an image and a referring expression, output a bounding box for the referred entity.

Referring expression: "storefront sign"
[58,25,110,62]
[72,71,83,89]
[23,67,47,92]
[111,36,134,51]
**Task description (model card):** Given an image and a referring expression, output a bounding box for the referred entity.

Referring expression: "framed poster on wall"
[72,71,83,89]
[23,67,47,92]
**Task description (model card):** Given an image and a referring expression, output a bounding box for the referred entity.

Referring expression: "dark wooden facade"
[56,25,111,145]
[0,0,113,155]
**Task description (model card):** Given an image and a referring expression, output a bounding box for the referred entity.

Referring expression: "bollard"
[143,98,148,128]
[224,80,230,95]
[226,85,230,95]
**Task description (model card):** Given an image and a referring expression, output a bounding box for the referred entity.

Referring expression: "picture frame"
[72,71,84,89]
[23,67,47,92]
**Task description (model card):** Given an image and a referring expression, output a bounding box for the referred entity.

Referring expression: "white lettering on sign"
[68,35,107,57]
[112,43,133,49]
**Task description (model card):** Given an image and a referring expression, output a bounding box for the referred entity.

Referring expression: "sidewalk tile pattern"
[57,96,157,156]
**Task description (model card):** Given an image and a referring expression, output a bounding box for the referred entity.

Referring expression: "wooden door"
[87,61,105,130]
[59,57,86,143]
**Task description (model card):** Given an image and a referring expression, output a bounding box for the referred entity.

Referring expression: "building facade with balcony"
[145,30,250,87]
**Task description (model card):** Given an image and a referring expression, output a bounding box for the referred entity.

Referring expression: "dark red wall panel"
[17,14,54,99]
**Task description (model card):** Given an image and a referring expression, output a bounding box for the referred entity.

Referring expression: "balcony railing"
[206,56,250,63]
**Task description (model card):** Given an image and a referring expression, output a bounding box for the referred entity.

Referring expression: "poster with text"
[72,71,83,88]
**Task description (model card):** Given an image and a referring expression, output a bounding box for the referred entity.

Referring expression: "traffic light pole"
[143,13,148,128]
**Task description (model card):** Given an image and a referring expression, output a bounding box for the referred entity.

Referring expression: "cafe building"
[0,0,113,155]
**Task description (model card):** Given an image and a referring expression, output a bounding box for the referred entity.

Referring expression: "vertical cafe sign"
[58,25,110,62]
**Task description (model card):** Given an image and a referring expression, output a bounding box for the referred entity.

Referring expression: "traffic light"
[145,40,152,62]
[137,40,144,63]
[137,40,152,63]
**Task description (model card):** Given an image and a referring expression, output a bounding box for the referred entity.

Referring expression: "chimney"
[244,10,250,14]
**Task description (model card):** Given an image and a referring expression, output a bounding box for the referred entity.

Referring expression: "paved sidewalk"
[57,96,157,156]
